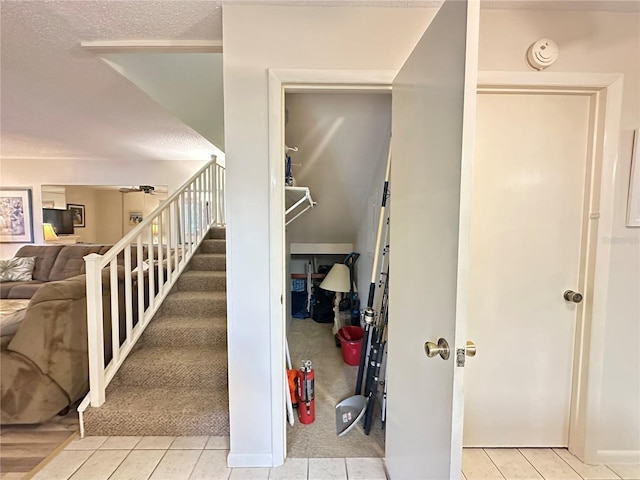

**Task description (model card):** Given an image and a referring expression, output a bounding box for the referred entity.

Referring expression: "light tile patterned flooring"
[28,435,387,480]
[25,436,640,480]
[462,448,640,480]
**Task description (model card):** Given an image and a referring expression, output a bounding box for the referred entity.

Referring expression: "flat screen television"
[42,208,75,235]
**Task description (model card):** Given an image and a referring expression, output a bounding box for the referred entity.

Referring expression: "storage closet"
[283,91,391,458]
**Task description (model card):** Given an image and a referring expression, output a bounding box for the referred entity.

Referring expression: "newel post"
[84,253,106,407]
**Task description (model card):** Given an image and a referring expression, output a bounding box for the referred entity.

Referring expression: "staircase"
[83,227,229,436]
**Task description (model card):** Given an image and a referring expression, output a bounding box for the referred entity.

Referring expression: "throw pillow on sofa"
[0,257,36,282]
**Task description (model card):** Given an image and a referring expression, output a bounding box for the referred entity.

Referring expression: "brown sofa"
[0,244,139,424]
[1,244,118,300]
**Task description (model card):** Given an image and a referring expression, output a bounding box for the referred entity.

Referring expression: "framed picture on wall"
[627,128,640,227]
[67,204,85,228]
[0,187,34,243]
[129,211,143,226]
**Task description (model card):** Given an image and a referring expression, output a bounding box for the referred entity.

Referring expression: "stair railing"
[81,157,225,412]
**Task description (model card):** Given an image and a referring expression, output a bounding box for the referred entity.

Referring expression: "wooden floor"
[0,411,79,480]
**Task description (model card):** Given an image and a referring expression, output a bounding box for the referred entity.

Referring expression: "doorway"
[283,90,391,458]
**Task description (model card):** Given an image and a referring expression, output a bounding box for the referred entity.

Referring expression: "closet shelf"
[285,186,316,226]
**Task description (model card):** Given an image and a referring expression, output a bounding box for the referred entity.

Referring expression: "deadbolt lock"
[424,337,450,360]
[465,341,476,357]
[456,341,477,367]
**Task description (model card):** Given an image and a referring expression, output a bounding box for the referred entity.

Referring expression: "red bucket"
[337,326,364,366]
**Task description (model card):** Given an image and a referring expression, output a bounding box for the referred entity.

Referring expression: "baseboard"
[595,449,640,464]
[227,452,275,468]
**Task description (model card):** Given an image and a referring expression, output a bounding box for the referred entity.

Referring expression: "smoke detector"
[526,39,559,71]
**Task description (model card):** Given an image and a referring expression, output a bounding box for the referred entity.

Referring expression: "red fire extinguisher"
[296,360,315,424]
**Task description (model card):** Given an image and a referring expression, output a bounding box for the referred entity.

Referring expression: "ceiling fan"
[119,185,156,194]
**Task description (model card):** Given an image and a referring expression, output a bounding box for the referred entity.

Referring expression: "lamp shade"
[43,223,58,241]
[319,263,351,293]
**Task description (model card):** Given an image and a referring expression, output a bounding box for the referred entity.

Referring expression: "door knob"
[424,337,450,360]
[465,341,476,357]
[563,290,583,303]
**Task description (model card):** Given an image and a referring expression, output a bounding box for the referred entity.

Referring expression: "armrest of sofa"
[6,267,128,403]
[6,274,90,401]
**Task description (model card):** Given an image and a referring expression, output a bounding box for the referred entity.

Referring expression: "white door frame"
[267,69,396,466]
[266,69,623,466]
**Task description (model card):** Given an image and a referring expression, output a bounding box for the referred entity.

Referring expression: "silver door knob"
[563,290,583,303]
[424,338,450,360]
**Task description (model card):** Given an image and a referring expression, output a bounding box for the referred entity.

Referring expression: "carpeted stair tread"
[178,270,226,291]
[112,346,227,387]
[190,253,226,272]
[101,385,228,413]
[83,386,229,436]
[207,227,226,240]
[159,291,226,316]
[147,313,227,329]
[141,314,227,347]
[200,239,226,254]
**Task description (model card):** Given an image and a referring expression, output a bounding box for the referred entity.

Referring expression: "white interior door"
[385,0,479,478]
[463,92,591,447]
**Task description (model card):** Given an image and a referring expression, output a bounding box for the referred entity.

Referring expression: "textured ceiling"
[2,0,636,163]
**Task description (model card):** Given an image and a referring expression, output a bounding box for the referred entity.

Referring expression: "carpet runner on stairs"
[83,227,229,436]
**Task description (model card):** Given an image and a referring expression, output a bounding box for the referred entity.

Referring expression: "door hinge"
[280,294,283,305]
[456,348,466,367]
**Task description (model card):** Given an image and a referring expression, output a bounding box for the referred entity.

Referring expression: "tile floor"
[26,436,640,480]
[29,435,387,480]
[462,448,640,480]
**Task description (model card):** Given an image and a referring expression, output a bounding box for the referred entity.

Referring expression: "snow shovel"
[335,395,368,436]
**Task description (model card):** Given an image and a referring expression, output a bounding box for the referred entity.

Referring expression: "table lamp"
[43,223,59,242]
[319,263,351,335]
[152,222,159,244]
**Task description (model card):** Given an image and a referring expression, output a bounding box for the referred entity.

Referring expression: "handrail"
[99,162,223,265]
[81,157,226,409]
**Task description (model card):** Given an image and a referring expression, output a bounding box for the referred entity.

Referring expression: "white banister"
[124,247,133,341]
[215,163,226,225]
[85,253,106,407]
[81,158,225,411]
[109,260,120,367]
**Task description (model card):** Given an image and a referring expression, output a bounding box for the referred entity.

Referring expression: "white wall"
[354,138,390,312]
[65,186,98,243]
[96,190,125,245]
[102,53,225,151]
[479,9,640,461]
[41,186,66,209]
[0,158,206,258]
[222,5,435,466]
[284,92,391,245]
